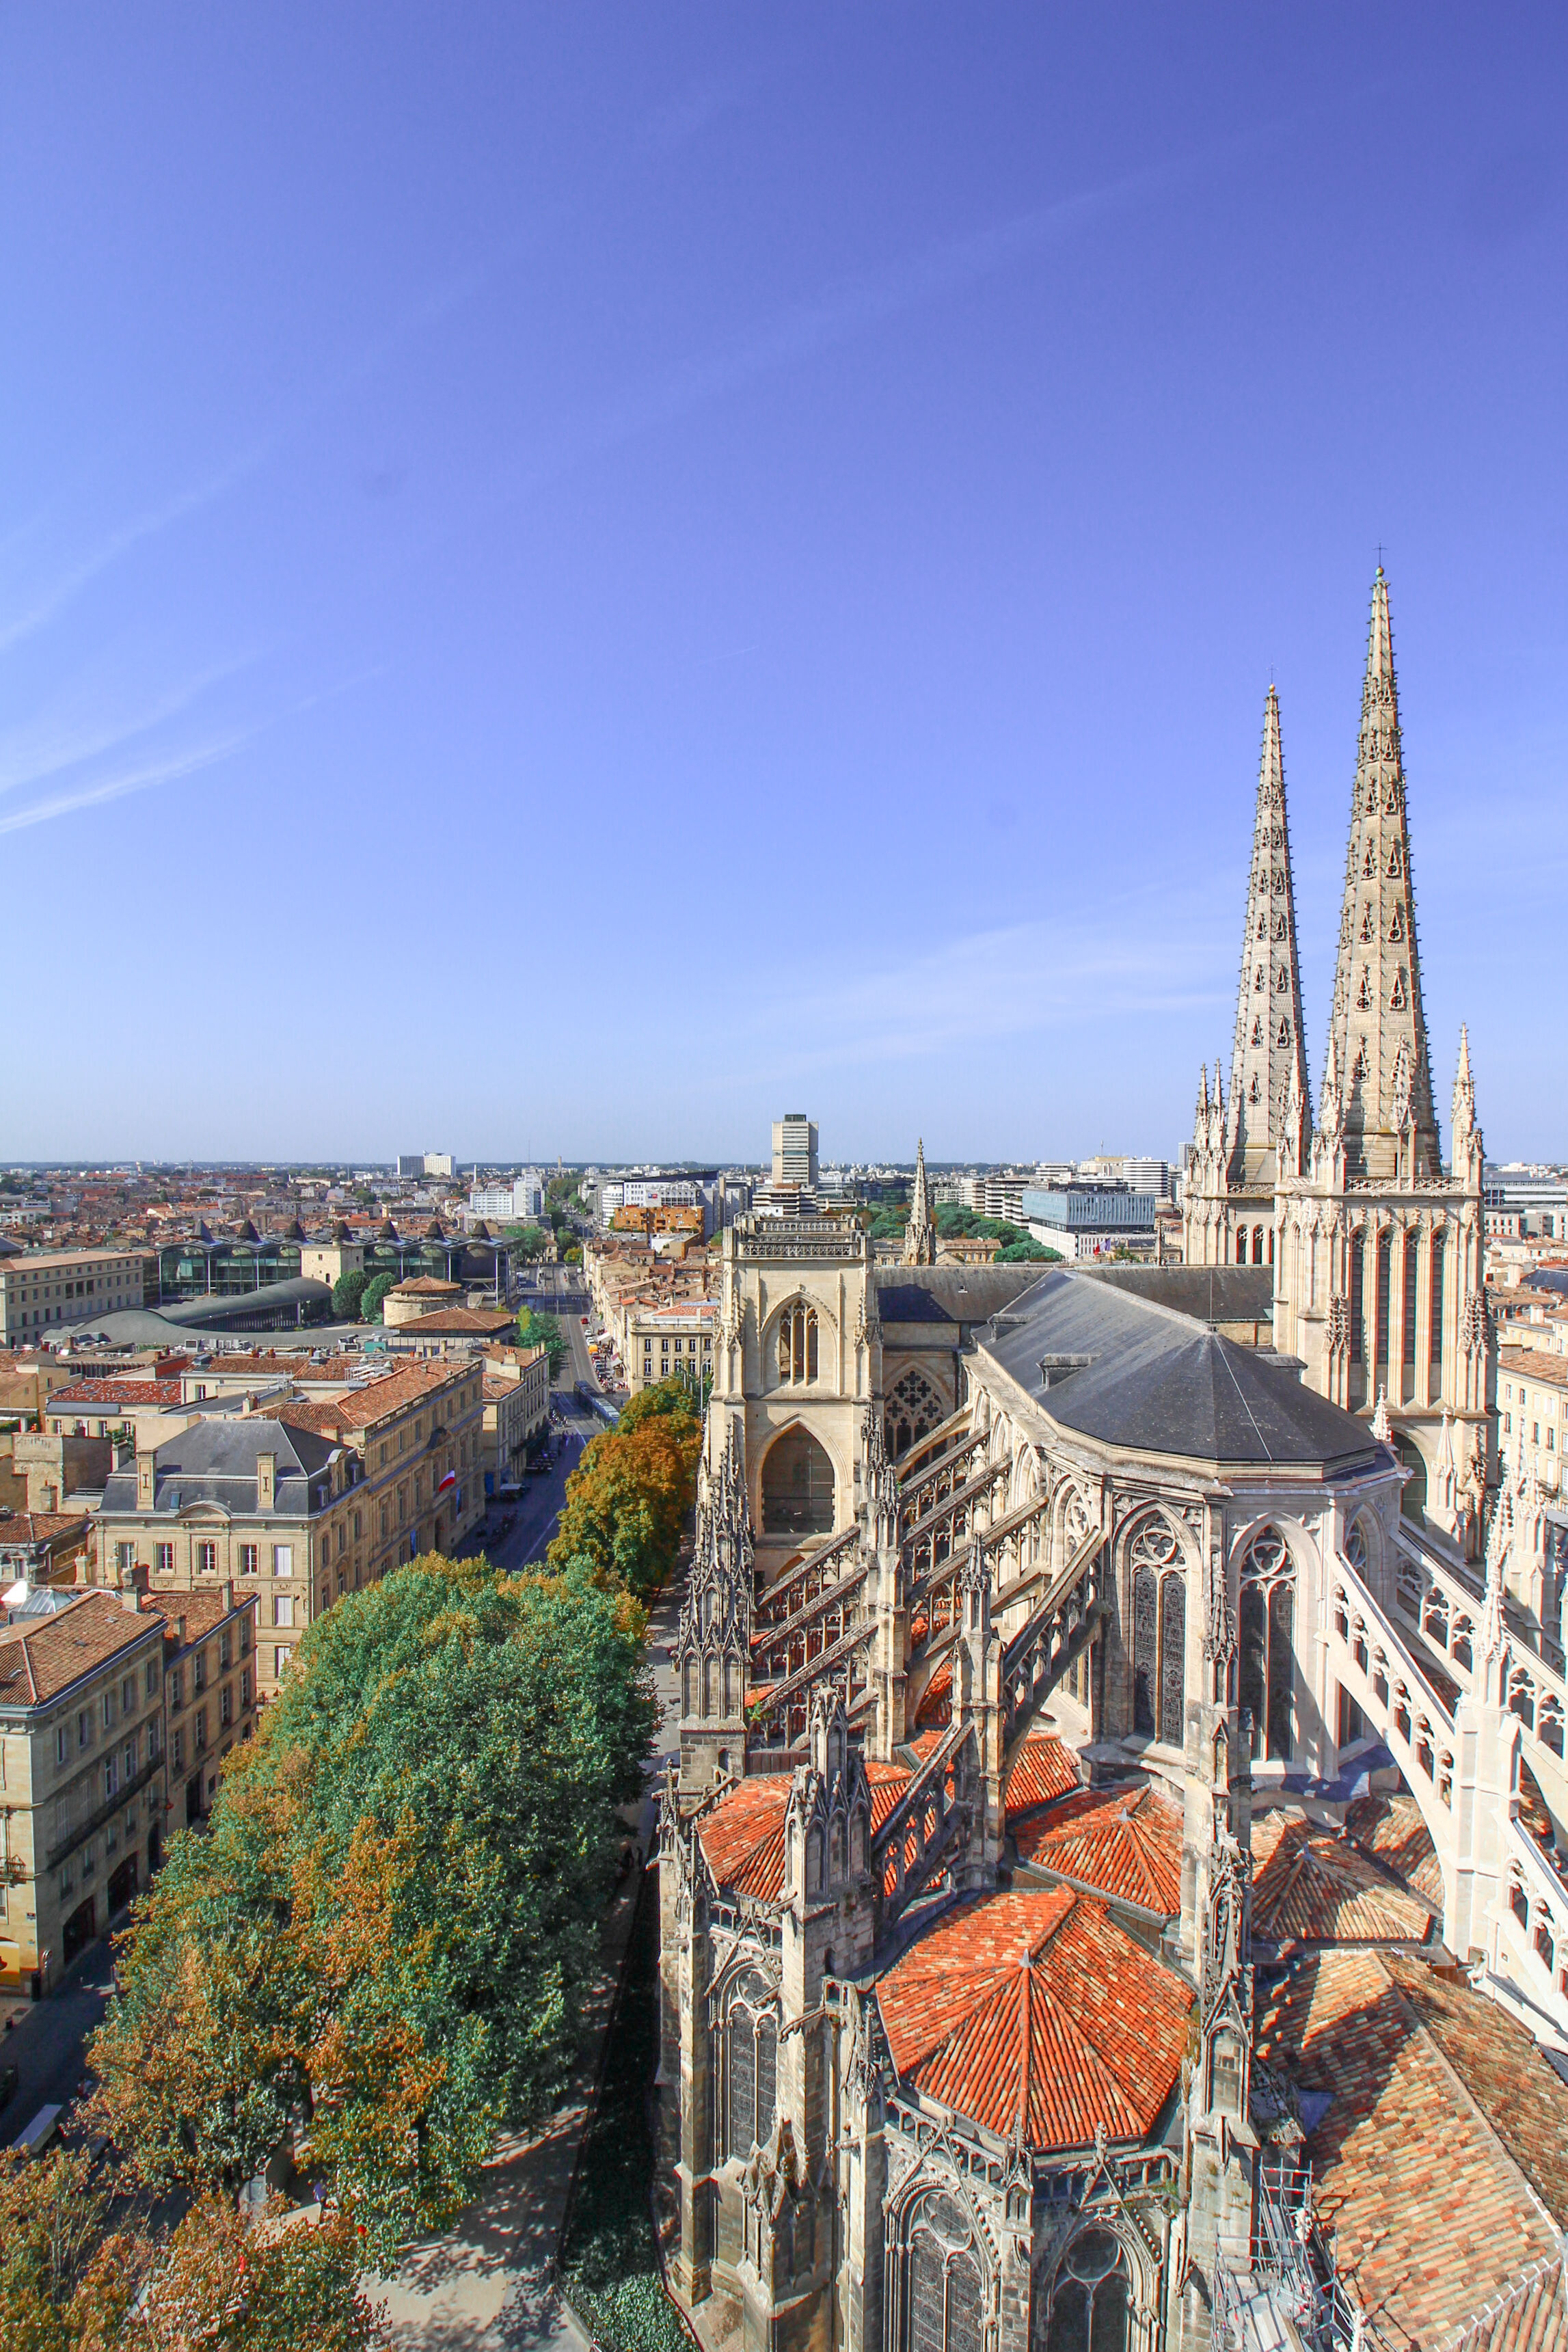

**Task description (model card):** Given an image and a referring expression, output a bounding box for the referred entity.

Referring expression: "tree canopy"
[332,1267,369,1320]
[92,1556,655,2257]
[548,1381,701,1599]
[0,2149,386,2351]
[359,1272,397,1324]
[517,1306,566,1375]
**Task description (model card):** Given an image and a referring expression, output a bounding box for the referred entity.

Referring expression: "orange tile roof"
[913,1660,951,1728]
[698,1761,913,1902]
[1256,1949,1568,2342]
[699,1777,789,1898]
[0,1591,159,1704]
[1501,1349,1568,1388]
[0,1512,92,1543]
[1003,1733,1080,1817]
[1013,1783,1182,1916]
[258,1359,465,1435]
[47,1379,181,1407]
[394,1307,515,1335]
[878,1887,1191,2150]
[1344,1791,1445,1908]
[1251,1810,1433,1947]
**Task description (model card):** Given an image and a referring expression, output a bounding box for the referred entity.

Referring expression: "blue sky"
[1,8,1564,1167]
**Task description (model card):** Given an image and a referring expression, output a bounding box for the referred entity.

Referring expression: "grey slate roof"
[1074,1264,1274,1325]
[99,1416,339,1520]
[977,1269,1377,1471]
[874,1265,1049,1334]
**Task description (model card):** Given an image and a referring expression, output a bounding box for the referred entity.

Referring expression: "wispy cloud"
[0,666,381,840]
[0,446,271,660]
[713,887,1234,1081]
[0,731,253,838]
[0,653,262,800]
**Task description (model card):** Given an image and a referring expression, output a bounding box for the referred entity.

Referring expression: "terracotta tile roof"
[699,1778,789,1899]
[1255,1949,1568,2343]
[0,1591,159,1705]
[46,1379,180,1407]
[1013,1783,1183,1917]
[877,1887,1191,2150]
[698,1761,913,1902]
[258,1360,466,1435]
[391,1276,461,1295]
[1502,1349,1568,1388]
[395,1307,515,1336]
[0,1512,92,1543]
[142,1588,256,1645]
[1251,1811,1434,1948]
[1344,1792,1446,1908]
[1003,1733,1080,1818]
[913,1661,951,1729]
[1446,2258,1568,2352]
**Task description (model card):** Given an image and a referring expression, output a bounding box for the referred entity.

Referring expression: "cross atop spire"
[1323,569,1440,1181]
[1225,683,1310,1191]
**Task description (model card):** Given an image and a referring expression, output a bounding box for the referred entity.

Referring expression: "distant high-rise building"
[397,1152,454,1180]
[770,1114,818,1191]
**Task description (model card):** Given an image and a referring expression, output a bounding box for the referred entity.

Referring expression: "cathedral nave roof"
[697,1758,915,1903]
[979,1268,1378,1471]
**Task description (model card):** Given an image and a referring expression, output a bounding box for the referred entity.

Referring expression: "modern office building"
[770,1114,819,1191]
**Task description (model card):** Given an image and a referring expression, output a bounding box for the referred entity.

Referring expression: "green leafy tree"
[332,1268,368,1320]
[563,1244,582,1265]
[995,1238,1058,1262]
[548,1388,700,1598]
[359,1273,397,1324]
[93,1558,656,2257]
[517,1306,566,1375]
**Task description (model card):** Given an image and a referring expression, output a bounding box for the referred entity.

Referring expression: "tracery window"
[725,1969,778,2159]
[1045,2227,1129,2352]
[907,2193,982,2352]
[1129,1517,1186,1746]
[777,1303,819,1384]
[887,1368,944,1460]
[1239,1525,1295,1762]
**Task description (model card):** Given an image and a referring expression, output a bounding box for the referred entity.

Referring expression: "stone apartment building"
[154,1584,258,1825]
[627,1298,716,1398]
[96,1419,362,1705]
[0,1588,167,1995]
[479,1342,550,1493]
[0,1247,152,1344]
[93,1360,483,1701]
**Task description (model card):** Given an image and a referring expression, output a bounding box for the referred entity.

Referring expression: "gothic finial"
[1371,1387,1392,1442]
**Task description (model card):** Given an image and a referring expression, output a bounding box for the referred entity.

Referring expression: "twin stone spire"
[1207,567,1445,1189]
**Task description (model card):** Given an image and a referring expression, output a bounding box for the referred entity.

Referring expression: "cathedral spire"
[902,1138,937,1266]
[1325,569,1440,1181]
[1226,684,1309,1189]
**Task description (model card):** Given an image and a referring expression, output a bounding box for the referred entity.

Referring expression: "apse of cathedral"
[658,578,1568,2352]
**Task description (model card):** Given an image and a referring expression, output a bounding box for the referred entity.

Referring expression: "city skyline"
[2,10,1565,1161]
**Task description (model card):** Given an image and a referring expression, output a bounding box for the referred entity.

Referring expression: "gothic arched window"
[1238,1525,1295,1762]
[907,2193,982,2352]
[777,1303,819,1384]
[1046,2226,1129,2352]
[725,1969,778,2159]
[761,1427,835,1535]
[1130,1517,1186,1746]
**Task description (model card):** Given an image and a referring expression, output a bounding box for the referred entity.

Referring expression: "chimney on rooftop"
[257,1452,276,1511]
[135,1451,154,1511]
